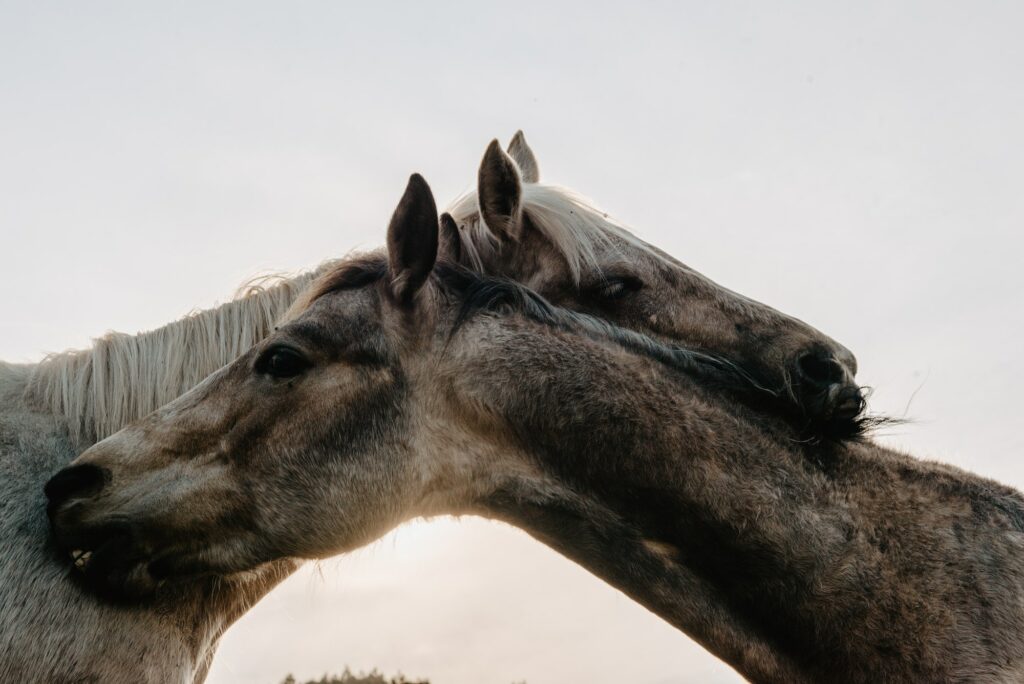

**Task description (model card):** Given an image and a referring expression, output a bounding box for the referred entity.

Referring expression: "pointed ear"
[477,139,523,241]
[507,130,540,183]
[387,174,438,305]
[438,213,461,263]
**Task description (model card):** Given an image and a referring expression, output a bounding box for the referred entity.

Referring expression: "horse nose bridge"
[756,308,855,374]
[787,323,858,382]
[832,343,858,378]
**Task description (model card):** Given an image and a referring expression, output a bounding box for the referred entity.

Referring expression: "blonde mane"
[444,182,659,282]
[24,263,337,446]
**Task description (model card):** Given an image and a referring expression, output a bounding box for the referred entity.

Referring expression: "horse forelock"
[282,252,389,321]
[445,182,665,283]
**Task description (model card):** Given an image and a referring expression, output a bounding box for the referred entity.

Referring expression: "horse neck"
[436,316,809,679]
[478,475,809,683]
[460,315,1024,681]
[22,264,332,447]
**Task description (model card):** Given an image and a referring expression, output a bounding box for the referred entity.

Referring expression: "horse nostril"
[796,352,846,388]
[44,463,107,510]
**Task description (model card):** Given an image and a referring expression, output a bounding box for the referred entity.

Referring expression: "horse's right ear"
[507,130,540,183]
[478,139,523,241]
[387,174,438,305]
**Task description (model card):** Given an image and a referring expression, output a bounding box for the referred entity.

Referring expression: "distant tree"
[278,667,429,684]
[279,666,526,683]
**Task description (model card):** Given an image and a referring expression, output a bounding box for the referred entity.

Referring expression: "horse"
[48,175,1024,683]
[5,133,864,682]
[447,132,865,438]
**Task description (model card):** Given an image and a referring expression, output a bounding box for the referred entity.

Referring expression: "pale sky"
[2,3,1023,683]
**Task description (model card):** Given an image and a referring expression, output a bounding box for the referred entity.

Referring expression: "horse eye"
[596,276,643,301]
[257,347,310,379]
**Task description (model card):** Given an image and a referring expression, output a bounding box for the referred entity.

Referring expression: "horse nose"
[794,348,863,422]
[45,463,107,513]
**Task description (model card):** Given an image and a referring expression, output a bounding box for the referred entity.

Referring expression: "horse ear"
[438,213,461,263]
[507,130,540,183]
[387,174,438,305]
[478,139,523,241]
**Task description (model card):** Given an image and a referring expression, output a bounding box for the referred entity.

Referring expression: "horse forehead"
[298,288,380,332]
[284,316,356,349]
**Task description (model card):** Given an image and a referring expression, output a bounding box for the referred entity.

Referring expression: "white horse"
[0,271,327,683]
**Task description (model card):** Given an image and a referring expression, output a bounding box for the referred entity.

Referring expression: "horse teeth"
[71,549,92,571]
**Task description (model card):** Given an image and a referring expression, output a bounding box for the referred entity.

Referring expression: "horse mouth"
[829,385,865,423]
[61,535,222,602]
[54,530,165,602]
[799,382,868,439]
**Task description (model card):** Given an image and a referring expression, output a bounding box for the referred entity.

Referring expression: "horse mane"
[445,182,663,282]
[288,254,775,411]
[23,262,337,446]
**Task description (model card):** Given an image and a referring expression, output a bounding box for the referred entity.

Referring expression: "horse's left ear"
[478,139,523,241]
[387,173,438,305]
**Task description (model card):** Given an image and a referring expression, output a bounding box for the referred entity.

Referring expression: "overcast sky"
[2,2,1022,683]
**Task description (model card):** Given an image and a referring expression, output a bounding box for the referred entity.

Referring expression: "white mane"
[24,263,336,446]
[445,182,659,282]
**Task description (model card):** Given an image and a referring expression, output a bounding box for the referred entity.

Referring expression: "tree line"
[280,668,428,684]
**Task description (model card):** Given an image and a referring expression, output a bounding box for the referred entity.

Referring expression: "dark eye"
[595,275,643,301]
[256,346,310,379]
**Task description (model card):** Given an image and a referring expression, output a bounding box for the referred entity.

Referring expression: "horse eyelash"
[595,275,643,300]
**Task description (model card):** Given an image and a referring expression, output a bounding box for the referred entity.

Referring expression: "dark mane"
[299,256,881,441]
[300,255,766,395]
[435,262,779,403]
[435,263,890,441]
